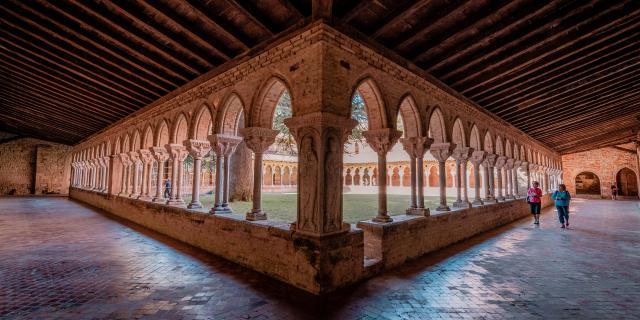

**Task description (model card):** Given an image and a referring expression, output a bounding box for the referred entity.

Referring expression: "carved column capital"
[165,144,189,162]
[482,153,497,167]
[451,146,474,161]
[237,128,277,154]
[138,149,154,164]
[470,150,487,165]
[119,153,131,166]
[400,136,433,158]
[207,134,244,156]
[284,112,358,145]
[520,161,529,170]
[528,163,538,171]
[363,128,403,156]
[513,160,522,168]
[494,156,507,169]
[150,147,169,162]
[185,139,212,159]
[504,158,515,170]
[430,142,455,162]
[128,151,141,164]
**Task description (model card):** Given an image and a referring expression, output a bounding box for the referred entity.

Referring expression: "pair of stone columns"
[430,143,456,212]
[452,147,473,208]
[400,136,432,215]
[207,135,242,213]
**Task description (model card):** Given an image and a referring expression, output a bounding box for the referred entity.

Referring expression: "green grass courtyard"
[187,193,455,223]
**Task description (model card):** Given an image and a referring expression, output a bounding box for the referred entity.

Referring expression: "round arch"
[217,93,245,135]
[155,119,170,147]
[575,171,601,196]
[252,76,292,128]
[191,103,214,140]
[483,131,494,153]
[428,107,447,143]
[469,125,481,150]
[397,94,422,137]
[130,129,141,151]
[352,77,388,130]
[171,113,190,144]
[616,167,638,197]
[451,118,466,148]
[142,125,154,149]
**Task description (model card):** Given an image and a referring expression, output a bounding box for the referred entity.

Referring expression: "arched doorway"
[575,172,601,196]
[616,168,638,197]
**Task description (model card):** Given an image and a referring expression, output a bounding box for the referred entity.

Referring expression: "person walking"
[611,185,618,200]
[552,184,571,229]
[527,181,543,225]
[164,178,171,199]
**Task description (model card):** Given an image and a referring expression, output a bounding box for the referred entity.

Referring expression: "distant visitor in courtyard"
[552,184,572,229]
[611,185,618,200]
[527,181,543,225]
[164,178,171,199]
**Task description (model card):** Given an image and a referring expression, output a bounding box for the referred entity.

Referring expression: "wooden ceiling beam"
[225,0,276,35]
[274,0,304,20]
[6,0,180,89]
[62,0,202,75]
[95,0,214,69]
[464,15,640,98]
[0,45,140,113]
[449,1,637,90]
[340,1,370,23]
[478,37,640,108]
[0,55,133,119]
[370,0,435,39]
[0,19,161,101]
[30,0,191,82]
[0,108,89,138]
[312,0,333,20]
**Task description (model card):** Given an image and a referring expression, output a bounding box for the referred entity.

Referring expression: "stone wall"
[69,188,364,295]
[357,195,552,270]
[562,145,639,198]
[0,136,72,195]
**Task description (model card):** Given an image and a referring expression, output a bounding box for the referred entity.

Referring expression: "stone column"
[222,138,241,211]
[430,142,455,211]
[151,147,169,203]
[513,160,521,198]
[165,144,189,205]
[495,156,507,202]
[470,151,486,205]
[128,152,141,198]
[284,112,357,235]
[400,136,432,215]
[482,153,497,203]
[117,154,130,196]
[505,158,514,199]
[238,128,277,220]
[96,158,103,192]
[522,161,531,188]
[137,150,154,200]
[363,128,403,222]
[185,139,211,209]
[452,147,473,208]
[208,135,242,214]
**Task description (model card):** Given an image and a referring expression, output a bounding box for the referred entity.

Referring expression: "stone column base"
[187,201,202,209]
[152,197,165,203]
[496,196,506,202]
[436,205,451,212]
[166,199,185,206]
[211,206,233,214]
[406,207,430,216]
[372,214,393,223]
[138,195,152,201]
[453,201,472,208]
[483,198,497,204]
[246,210,267,221]
[472,199,484,206]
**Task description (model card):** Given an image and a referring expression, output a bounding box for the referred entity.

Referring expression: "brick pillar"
[452,147,473,208]
[151,147,169,203]
[185,139,211,209]
[285,112,357,234]
[238,128,277,220]
[363,128,402,223]
[431,143,455,211]
[400,136,432,215]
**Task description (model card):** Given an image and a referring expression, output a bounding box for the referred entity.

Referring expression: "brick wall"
[562,144,639,198]
[0,135,72,195]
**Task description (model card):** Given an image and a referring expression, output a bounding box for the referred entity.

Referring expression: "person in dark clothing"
[164,179,171,199]
[552,184,572,229]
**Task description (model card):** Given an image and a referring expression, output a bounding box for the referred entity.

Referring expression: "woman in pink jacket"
[527,181,543,225]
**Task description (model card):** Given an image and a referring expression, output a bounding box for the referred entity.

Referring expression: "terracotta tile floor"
[1,197,639,319]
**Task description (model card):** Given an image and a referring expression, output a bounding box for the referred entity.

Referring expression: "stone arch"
[397,94,422,137]
[451,117,466,148]
[495,136,504,156]
[252,76,292,128]
[469,124,481,150]
[483,131,494,153]
[402,167,411,187]
[113,137,121,155]
[575,171,601,196]
[505,140,513,159]
[520,145,526,161]
[264,165,273,185]
[352,77,388,129]
[616,167,639,197]
[273,166,282,185]
[142,125,154,149]
[155,119,170,147]
[171,113,190,144]
[217,92,245,135]
[391,167,400,186]
[428,107,447,143]
[191,103,214,140]
[130,130,141,151]
[105,140,112,156]
[527,148,533,163]
[121,133,130,153]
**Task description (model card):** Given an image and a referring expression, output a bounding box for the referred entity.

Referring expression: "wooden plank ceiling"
[1,0,639,154]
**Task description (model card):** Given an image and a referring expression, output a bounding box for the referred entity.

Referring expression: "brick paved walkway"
[1,197,638,319]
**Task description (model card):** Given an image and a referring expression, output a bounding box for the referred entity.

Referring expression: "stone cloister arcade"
[68,24,563,294]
